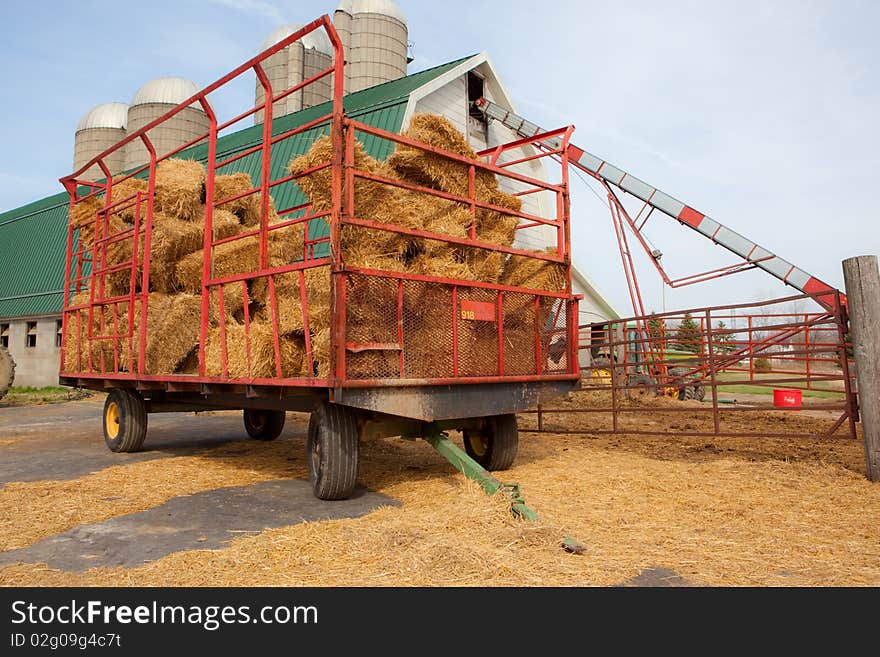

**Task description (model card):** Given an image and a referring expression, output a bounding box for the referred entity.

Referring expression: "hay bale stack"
[69,196,103,232]
[388,114,524,283]
[388,114,497,194]
[252,266,330,336]
[112,293,201,375]
[205,321,305,379]
[174,219,304,295]
[109,177,149,221]
[311,327,331,379]
[213,172,265,227]
[154,159,205,222]
[289,136,474,274]
[500,248,566,291]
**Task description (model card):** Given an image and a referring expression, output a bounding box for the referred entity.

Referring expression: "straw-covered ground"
[0,395,876,587]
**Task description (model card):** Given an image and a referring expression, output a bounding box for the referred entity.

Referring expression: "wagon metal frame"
[57,16,581,497]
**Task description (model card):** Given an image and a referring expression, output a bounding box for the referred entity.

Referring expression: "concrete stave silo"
[73,103,129,181]
[255,25,335,125]
[337,0,408,94]
[123,77,209,172]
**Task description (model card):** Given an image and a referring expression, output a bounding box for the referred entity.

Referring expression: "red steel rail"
[58,15,580,391]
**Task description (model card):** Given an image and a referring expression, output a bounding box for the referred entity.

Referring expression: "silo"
[301,29,334,109]
[124,77,208,172]
[73,102,129,181]
[255,25,305,125]
[255,25,335,125]
[339,0,408,93]
[332,6,353,94]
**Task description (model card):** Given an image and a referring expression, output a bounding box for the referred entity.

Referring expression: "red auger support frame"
[58,16,580,421]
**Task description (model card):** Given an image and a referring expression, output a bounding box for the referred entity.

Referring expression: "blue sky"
[1,0,877,314]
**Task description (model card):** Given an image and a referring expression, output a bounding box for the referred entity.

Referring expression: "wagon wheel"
[307,401,360,500]
[462,414,518,471]
[243,409,286,441]
[103,388,147,453]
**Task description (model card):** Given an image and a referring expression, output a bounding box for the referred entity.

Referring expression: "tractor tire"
[677,385,695,401]
[0,346,14,401]
[243,409,285,441]
[307,401,360,500]
[626,374,658,401]
[693,385,707,402]
[463,414,518,471]
[103,388,147,453]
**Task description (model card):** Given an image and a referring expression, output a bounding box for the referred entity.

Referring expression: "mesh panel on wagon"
[402,279,454,379]
[345,274,400,379]
[456,286,500,378]
[542,297,569,374]
[502,291,539,376]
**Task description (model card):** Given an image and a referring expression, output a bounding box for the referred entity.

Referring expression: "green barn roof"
[0,57,470,319]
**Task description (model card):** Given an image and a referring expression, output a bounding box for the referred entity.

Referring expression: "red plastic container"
[773,389,802,407]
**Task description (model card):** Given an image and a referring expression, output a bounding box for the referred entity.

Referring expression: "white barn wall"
[413,74,467,136]
[404,58,619,324]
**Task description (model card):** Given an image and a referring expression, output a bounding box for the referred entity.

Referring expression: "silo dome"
[337,0,406,23]
[336,0,408,93]
[131,77,200,106]
[76,102,129,133]
[124,77,209,171]
[73,103,130,181]
[261,23,333,55]
[254,23,334,125]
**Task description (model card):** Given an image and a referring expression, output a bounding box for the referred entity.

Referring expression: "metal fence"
[522,291,858,440]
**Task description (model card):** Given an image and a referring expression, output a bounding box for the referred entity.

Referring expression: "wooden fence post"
[842,255,880,481]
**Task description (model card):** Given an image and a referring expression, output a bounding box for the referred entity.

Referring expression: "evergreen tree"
[647,313,666,351]
[674,312,702,353]
[712,320,737,354]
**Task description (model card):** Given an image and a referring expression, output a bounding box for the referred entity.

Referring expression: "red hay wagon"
[59,16,580,499]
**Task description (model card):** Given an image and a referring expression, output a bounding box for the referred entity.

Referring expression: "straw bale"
[69,195,102,230]
[205,321,305,379]
[388,114,522,221]
[109,177,149,221]
[213,172,268,227]
[311,327,331,379]
[174,219,304,294]
[111,293,201,375]
[289,135,395,213]
[500,248,566,291]
[154,159,205,222]
[251,266,330,336]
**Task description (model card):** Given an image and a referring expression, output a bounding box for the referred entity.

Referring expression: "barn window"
[0,323,8,349]
[467,71,486,120]
[26,321,37,348]
[56,319,63,348]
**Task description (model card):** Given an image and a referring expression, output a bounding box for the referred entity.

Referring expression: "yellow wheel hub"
[469,433,488,457]
[105,401,121,440]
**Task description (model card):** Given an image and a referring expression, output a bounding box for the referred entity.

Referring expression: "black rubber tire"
[103,388,147,453]
[307,401,360,500]
[243,409,285,441]
[462,414,518,471]
[693,385,707,402]
[0,345,14,401]
[677,385,695,401]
